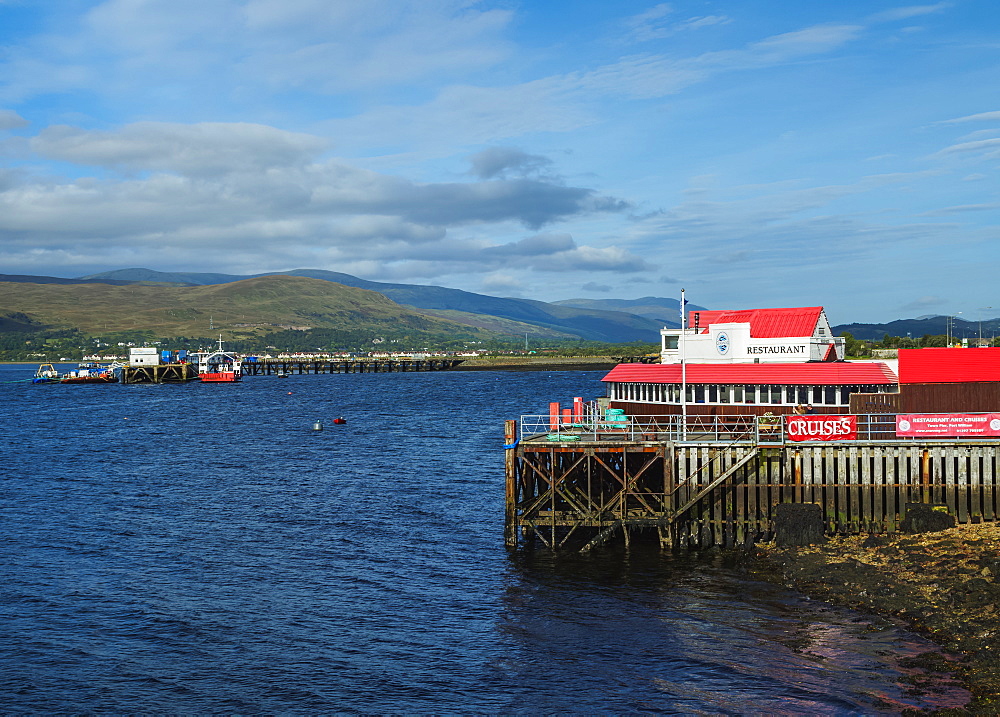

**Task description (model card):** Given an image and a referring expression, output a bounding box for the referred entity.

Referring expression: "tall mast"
[680,288,687,442]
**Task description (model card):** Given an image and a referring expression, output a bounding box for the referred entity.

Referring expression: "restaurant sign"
[896,413,1000,438]
[786,415,857,441]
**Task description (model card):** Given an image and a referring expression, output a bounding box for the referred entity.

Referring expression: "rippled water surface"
[0,365,968,713]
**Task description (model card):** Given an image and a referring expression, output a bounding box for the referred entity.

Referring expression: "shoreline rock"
[752,522,1000,711]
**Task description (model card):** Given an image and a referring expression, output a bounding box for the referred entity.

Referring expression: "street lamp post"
[948,312,963,346]
[980,307,993,346]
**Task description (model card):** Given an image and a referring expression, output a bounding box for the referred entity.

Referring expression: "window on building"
[719,385,730,403]
[825,386,837,405]
[770,385,782,404]
[733,385,744,403]
[694,385,705,403]
[797,386,810,404]
[663,335,679,350]
[812,386,823,403]
[744,385,756,403]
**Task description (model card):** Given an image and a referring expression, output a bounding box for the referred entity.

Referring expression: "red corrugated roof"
[603,361,897,385]
[899,348,1000,384]
[687,307,823,338]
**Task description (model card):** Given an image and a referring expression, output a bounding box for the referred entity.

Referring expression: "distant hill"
[79,268,667,342]
[0,275,504,339]
[833,316,993,341]
[554,296,709,327]
[0,273,137,286]
[17,268,1000,343]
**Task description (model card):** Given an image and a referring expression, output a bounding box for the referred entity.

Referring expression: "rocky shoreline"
[753,523,1000,712]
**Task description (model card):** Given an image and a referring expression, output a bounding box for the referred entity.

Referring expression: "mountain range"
[0,267,993,343]
[74,268,703,342]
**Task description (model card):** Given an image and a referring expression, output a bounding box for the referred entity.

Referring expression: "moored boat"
[196,337,242,383]
[32,364,60,383]
[33,362,119,384]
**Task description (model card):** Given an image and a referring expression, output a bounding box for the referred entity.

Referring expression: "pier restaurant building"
[605,306,897,418]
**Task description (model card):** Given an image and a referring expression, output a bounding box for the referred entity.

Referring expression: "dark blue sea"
[0,364,968,713]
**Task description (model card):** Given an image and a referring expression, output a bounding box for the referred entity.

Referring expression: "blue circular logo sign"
[716,331,730,355]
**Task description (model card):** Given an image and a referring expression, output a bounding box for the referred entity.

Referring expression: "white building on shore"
[660,306,845,364]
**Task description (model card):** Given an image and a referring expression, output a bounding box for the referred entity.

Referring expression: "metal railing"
[518,413,760,443]
[517,411,1000,444]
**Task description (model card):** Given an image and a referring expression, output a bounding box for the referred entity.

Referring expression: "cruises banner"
[896,413,1000,437]
[786,415,857,441]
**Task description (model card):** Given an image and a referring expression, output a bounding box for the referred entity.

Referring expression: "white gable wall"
[661,318,845,364]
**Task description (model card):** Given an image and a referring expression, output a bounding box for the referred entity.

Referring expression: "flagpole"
[680,288,687,442]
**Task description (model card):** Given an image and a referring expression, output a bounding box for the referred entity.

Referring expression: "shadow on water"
[497,546,969,714]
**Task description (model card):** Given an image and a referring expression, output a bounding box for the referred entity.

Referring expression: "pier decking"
[504,415,1000,551]
[241,358,464,375]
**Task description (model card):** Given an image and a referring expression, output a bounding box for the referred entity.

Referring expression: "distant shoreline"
[3,357,620,371]
[452,357,616,372]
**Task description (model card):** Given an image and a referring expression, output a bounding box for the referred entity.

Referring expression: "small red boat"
[196,337,242,383]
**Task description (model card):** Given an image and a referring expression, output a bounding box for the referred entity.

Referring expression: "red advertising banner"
[786,415,857,441]
[896,413,1000,437]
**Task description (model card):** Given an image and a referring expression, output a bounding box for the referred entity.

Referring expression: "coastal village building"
[604,305,897,417]
[659,306,844,364]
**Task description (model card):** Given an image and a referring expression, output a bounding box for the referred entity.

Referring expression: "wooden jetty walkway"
[242,358,464,375]
[504,414,1000,551]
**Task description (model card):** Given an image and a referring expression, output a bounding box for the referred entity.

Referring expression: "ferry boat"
[196,337,243,383]
[33,362,119,384]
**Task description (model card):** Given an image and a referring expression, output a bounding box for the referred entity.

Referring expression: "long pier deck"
[242,358,464,375]
[504,415,1000,551]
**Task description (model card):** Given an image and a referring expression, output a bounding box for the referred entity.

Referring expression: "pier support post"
[504,420,519,547]
[922,449,931,503]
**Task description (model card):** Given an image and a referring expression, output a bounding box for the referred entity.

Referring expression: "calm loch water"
[0,365,967,713]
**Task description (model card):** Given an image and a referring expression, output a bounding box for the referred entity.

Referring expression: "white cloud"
[31,122,329,175]
[622,4,731,42]
[327,22,865,151]
[933,137,1000,158]
[467,147,556,180]
[0,110,29,130]
[869,3,950,23]
[623,3,675,42]
[940,110,1000,124]
[479,273,525,295]
[0,117,642,283]
[899,295,947,311]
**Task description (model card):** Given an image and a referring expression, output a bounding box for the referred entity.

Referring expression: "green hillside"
[81,267,667,342]
[0,275,497,340]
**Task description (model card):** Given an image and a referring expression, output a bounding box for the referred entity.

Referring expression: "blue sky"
[0,0,997,323]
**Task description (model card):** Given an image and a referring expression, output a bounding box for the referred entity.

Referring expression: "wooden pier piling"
[122,363,199,384]
[504,425,1000,551]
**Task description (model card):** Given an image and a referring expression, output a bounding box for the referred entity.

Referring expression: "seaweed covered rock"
[902,503,957,534]
[774,503,826,546]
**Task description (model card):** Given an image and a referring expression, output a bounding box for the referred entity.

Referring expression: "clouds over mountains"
[0,1,998,319]
[0,118,639,280]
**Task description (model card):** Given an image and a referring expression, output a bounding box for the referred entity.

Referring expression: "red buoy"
[333,417,347,425]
